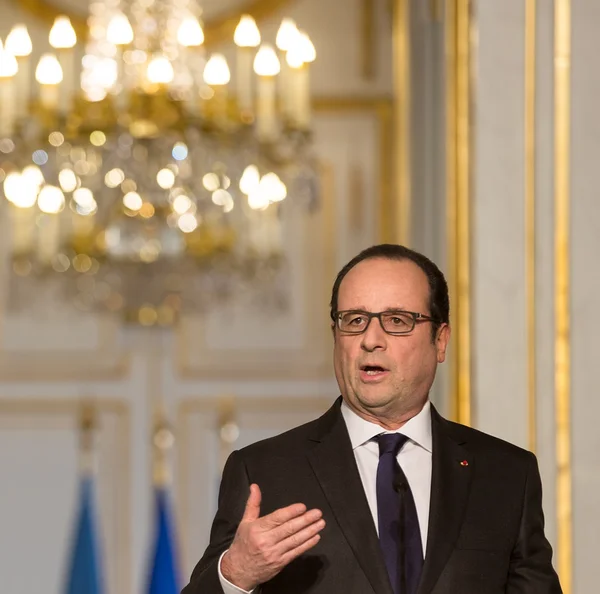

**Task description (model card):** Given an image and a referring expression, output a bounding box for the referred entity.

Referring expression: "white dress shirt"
[340,399,432,550]
[218,400,433,593]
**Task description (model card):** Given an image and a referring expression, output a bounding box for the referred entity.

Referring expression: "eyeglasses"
[333,309,441,335]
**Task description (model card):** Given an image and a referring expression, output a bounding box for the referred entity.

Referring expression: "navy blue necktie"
[376,433,424,594]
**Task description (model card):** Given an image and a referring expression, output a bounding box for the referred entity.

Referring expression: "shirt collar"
[341,399,433,453]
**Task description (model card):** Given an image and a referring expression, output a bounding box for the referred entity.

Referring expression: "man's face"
[333,257,450,425]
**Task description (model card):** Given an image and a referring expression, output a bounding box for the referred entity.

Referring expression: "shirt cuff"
[218,550,257,594]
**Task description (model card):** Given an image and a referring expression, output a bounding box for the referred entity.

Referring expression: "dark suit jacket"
[182,398,562,593]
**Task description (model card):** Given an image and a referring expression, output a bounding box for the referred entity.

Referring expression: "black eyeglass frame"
[332,309,442,335]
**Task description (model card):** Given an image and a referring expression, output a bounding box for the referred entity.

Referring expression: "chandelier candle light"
[0,2,318,323]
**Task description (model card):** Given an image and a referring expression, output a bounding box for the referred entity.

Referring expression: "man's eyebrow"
[338,306,409,312]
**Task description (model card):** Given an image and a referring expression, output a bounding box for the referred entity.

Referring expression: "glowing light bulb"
[147,55,174,84]
[107,13,134,46]
[260,172,287,202]
[286,32,306,69]
[253,45,280,77]
[286,51,303,69]
[0,43,18,78]
[248,190,269,211]
[234,15,261,48]
[35,54,63,84]
[49,16,77,49]
[239,165,260,195]
[275,18,299,52]
[203,54,230,86]
[5,25,32,57]
[299,31,316,63]
[177,16,204,47]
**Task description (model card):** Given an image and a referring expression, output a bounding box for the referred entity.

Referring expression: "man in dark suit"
[182,244,562,594]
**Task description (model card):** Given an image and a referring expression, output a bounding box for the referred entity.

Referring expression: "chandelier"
[0,2,318,324]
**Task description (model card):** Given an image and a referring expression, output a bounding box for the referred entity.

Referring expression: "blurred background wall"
[0,1,597,593]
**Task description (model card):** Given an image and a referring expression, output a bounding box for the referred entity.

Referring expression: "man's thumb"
[242,483,261,522]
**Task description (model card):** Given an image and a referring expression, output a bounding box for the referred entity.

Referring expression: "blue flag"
[64,476,104,594]
[147,487,180,594]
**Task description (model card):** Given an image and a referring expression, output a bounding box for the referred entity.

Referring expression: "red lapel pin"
[460,460,469,467]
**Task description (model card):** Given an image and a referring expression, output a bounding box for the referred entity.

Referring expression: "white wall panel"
[472,0,528,449]
[0,401,130,594]
[570,1,600,590]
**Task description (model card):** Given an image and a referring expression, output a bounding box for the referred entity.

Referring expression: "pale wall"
[471,1,600,592]
[0,1,395,593]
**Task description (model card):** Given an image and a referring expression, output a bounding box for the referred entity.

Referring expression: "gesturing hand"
[221,484,326,591]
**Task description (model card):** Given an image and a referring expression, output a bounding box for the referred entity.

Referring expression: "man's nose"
[360,316,388,351]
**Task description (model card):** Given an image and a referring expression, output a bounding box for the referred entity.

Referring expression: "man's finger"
[260,503,308,529]
[241,484,262,522]
[277,518,326,555]
[270,509,323,543]
[279,534,322,567]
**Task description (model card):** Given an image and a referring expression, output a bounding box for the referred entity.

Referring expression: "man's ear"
[436,324,451,363]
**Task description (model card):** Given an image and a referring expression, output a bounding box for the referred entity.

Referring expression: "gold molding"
[0,397,128,415]
[554,0,572,590]
[446,0,472,426]
[312,97,392,112]
[0,398,131,594]
[14,0,297,46]
[525,0,537,454]
[392,0,411,245]
[0,353,130,381]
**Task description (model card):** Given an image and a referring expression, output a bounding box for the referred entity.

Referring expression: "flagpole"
[79,401,96,476]
[64,401,105,594]
[218,395,239,472]
[152,410,174,488]
[147,402,181,594]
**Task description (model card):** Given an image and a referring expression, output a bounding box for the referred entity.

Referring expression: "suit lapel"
[416,407,473,594]
[307,399,394,594]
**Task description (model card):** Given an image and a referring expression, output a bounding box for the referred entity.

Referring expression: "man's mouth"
[360,365,388,376]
